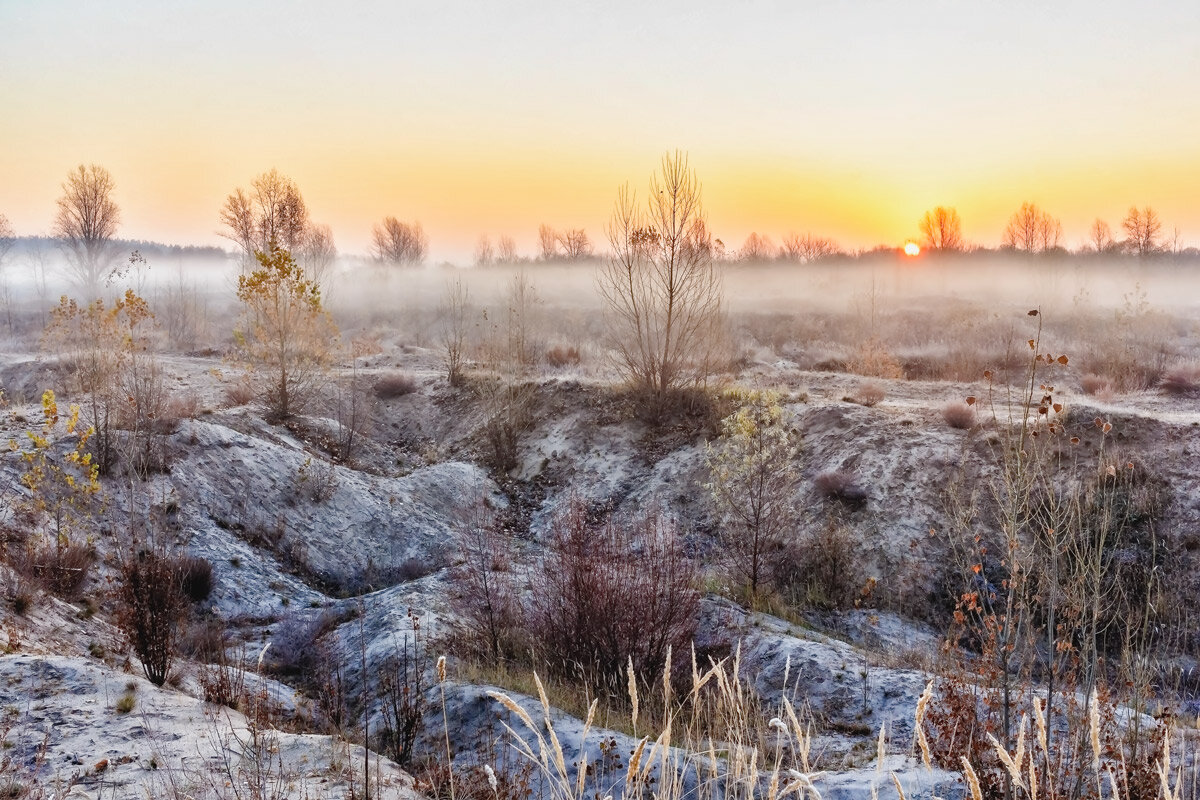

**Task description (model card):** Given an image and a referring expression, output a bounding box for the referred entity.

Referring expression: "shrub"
[222,378,256,407]
[114,549,189,686]
[450,493,521,664]
[855,381,885,407]
[374,372,418,399]
[814,469,868,509]
[178,555,215,602]
[942,401,975,430]
[847,337,904,379]
[1160,365,1200,396]
[17,540,94,600]
[776,519,865,610]
[545,345,581,368]
[1079,372,1115,396]
[529,500,699,689]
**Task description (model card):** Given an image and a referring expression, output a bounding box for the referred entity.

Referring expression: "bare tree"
[298,223,337,289]
[53,164,120,297]
[918,206,964,251]
[496,235,518,263]
[440,277,471,386]
[1088,218,1115,254]
[780,232,841,263]
[505,269,540,367]
[1122,206,1162,256]
[738,232,776,261]
[598,150,725,404]
[1003,202,1062,254]
[474,234,495,267]
[219,169,311,267]
[557,228,593,260]
[537,224,558,260]
[371,217,427,265]
[1170,226,1185,255]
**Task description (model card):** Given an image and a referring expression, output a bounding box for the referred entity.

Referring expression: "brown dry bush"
[1160,364,1200,396]
[222,378,256,407]
[374,371,418,400]
[1079,372,1115,396]
[15,540,94,600]
[449,493,521,665]
[544,344,580,368]
[813,469,868,509]
[178,555,215,602]
[942,400,976,429]
[846,336,904,379]
[528,500,699,691]
[854,381,885,407]
[114,549,190,686]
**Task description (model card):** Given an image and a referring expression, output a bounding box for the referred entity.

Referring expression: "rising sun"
[904,242,921,256]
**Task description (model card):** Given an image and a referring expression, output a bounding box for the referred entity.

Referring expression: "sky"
[2,0,1199,261]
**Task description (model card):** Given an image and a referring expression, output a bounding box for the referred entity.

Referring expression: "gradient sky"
[3,0,1199,261]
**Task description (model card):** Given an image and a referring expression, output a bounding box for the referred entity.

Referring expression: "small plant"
[1080,372,1115,396]
[814,469,868,509]
[529,499,699,690]
[855,381,886,407]
[545,345,581,368]
[373,372,418,400]
[114,693,136,714]
[1159,364,1200,396]
[179,555,215,602]
[847,337,904,379]
[942,400,976,429]
[294,456,339,503]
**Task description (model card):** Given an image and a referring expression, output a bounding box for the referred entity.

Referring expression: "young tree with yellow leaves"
[43,289,155,475]
[704,389,800,603]
[235,247,337,421]
[10,390,101,598]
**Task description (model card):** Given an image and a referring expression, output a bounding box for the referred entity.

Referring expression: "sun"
[904,242,921,257]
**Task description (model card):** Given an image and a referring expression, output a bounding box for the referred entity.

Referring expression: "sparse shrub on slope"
[529,499,699,690]
[450,490,521,666]
[814,469,868,509]
[115,548,189,686]
[16,540,94,600]
[776,518,866,610]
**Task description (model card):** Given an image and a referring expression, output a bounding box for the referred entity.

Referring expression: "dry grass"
[847,337,905,380]
[486,646,825,800]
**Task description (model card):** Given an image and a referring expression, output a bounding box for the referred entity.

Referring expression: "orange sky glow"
[3,1,1199,261]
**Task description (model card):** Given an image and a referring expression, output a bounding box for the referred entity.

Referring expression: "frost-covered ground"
[2,341,1199,800]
